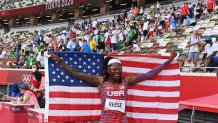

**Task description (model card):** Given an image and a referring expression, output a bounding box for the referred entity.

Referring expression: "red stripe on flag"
[49,92,100,98]
[49,104,102,110]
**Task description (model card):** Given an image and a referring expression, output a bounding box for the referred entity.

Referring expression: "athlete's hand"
[49,53,62,63]
[166,50,177,64]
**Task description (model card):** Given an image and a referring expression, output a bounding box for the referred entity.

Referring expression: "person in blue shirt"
[81,40,91,53]
[3,83,23,101]
[70,40,78,52]
[8,83,23,97]
[170,14,177,36]
[186,15,196,26]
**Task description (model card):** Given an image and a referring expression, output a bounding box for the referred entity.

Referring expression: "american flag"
[44,52,180,123]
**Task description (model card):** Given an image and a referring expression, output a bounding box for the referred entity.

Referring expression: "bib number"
[105,98,126,113]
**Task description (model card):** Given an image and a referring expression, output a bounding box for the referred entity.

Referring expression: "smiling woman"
[49,51,176,122]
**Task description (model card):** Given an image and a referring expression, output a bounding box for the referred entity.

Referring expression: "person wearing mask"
[31,67,42,95]
[49,50,176,123]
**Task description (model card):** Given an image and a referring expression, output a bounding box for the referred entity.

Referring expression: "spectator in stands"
[81,40,91,53]
[195,4,204,19]
[131,41,141,52]
[207,0,216,14]
[186,31,203,70]
[97,32,105,52]
[170,14,177,36]
[186,15,197,26]
[36,50,44,68]
[111,27,118,50]
[139,6,144,16]
[143,19,149,39]
[89,37,96,52]
[19,83,40,108]
[24,51,37,69]
[0,48,7,58]
[201,36,218,72]
[181,2,190,24]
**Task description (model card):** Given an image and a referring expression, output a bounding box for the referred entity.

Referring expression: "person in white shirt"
[37,50,44,68]
[186,30,203,67]
[0,48,7,58]
[66,38,73,50]
[131,41,141,52]
[111,29,118,50]
[143,20,149,39]
[139,6,144,15]
[201,36,218,72]
[92,19,98,29]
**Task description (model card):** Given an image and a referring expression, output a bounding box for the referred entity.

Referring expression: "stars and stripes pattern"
[45,52,180,123]
[44,52,104,122]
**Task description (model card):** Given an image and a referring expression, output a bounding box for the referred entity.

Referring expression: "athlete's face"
[108,63,122,81]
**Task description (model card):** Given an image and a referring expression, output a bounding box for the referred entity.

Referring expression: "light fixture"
[120,3,127,6]
[92,9,98,12]
[3,20,8,22]
[68,13,74,15]
[46,15,51,18]
[24,18,29,20]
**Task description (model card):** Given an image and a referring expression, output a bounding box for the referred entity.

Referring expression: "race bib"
[105,98,126,113]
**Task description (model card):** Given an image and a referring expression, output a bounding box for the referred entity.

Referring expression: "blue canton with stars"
[48,52,104,87]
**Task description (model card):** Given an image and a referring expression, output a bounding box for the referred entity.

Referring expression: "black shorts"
[143,30,148,37]
[208,9,213,14]
[98,42,105,49]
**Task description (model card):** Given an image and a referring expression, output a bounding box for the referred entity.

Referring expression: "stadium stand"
[0,0,54,10]
[0,0,217,74]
